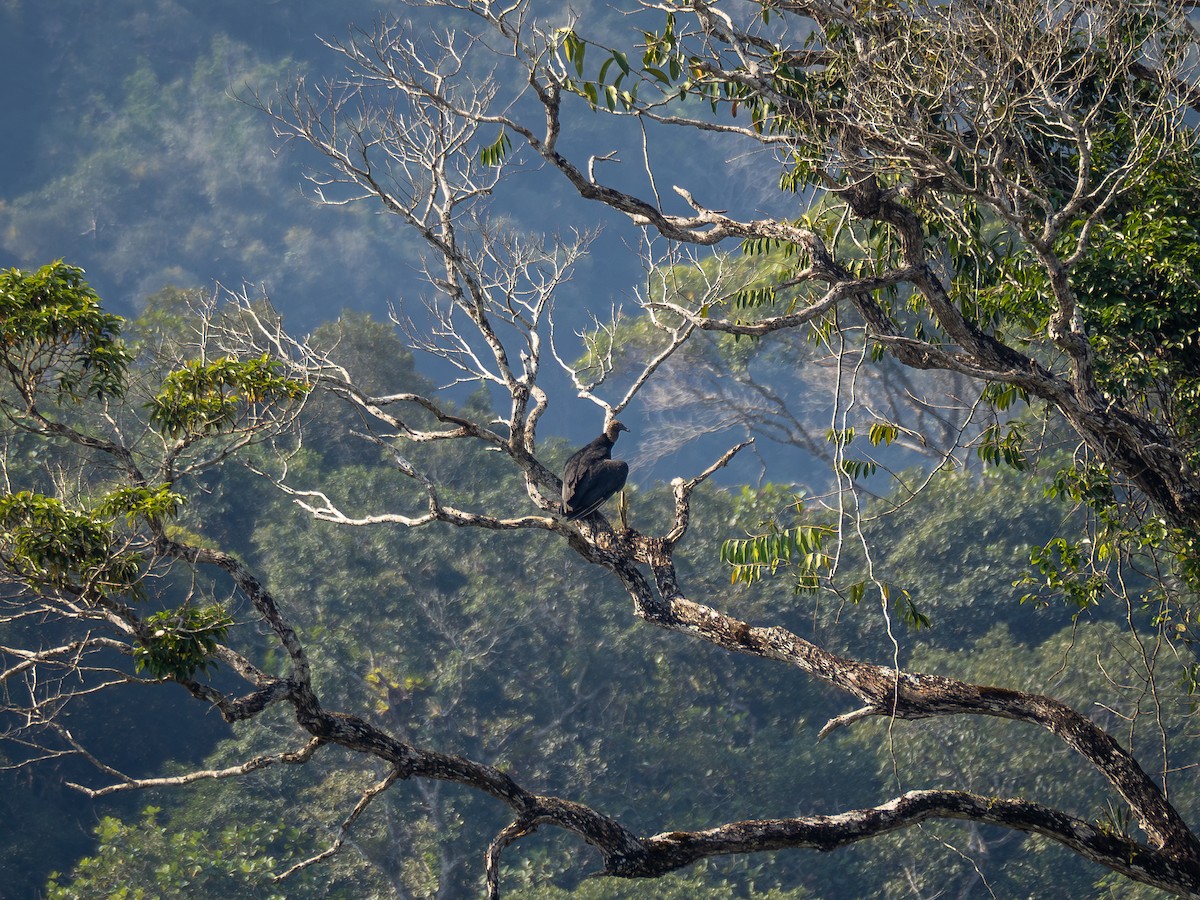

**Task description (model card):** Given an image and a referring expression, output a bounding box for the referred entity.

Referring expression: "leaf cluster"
[133,604,233,681]
[0,490,144,601]
[146,354,309,438]
[0,261,130,402]
[720,497,833,593]
[45,807,323,900]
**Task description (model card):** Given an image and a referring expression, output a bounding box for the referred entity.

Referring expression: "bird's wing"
[561,447,595,505]
[563,458,628,519]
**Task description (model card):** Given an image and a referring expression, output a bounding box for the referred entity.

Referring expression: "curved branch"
[155,537,313,686]
[558,472,1200,865]
[68,738,322,798]
[630,790,1200,895]
[616,578,1200,861]
[175,673,295,723]
[486,819,536,900]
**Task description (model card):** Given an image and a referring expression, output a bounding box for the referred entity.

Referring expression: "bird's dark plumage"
[561,420,629,521]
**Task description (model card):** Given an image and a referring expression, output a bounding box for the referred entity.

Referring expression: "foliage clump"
[0,261,130,402]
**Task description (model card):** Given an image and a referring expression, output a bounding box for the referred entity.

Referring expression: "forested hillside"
[2,1,1199,898]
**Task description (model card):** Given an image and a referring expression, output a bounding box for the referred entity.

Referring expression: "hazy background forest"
[0,1,1190,898]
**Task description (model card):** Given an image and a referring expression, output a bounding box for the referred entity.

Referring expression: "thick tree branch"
[620,582,1200,861]
[632,790,1200,895]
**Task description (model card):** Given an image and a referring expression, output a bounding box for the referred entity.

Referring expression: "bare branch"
[663,439,754,546]
[818,705,880,740]
[68,739,323,798]
[273,764,403,881]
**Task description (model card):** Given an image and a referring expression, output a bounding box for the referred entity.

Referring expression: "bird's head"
[605,419,629,441]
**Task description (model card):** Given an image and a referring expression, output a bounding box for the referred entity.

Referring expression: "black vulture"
[561,419,630,520]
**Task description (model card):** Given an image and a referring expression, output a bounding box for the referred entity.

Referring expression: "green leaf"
[479,129,512,167]
[0,261,131,402]
[147,354,308,438]
[839,458,878,479]
[645,66,671,85]
[134,604,233,680]
[562,30,585,78]
[0,491,144,600]
[721,519,834,591]
[868,422,898,446]
[604,83,619,111]
[826,426,855,447]
[98,484,187,527]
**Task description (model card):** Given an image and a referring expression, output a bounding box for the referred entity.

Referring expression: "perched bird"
[561,419,630,521]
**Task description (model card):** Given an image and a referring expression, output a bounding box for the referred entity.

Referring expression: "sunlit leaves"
[561,28,586,77]
[825,426,854,447]
[558,29,639,111]
[147,354,308,438]
[1038,459,1200,616]
[562,11,817,122]
[479,129,512,167]
[134,604,233,680]
[731,238,805,314]
[567,3,827,144]
[879,581,931,630]
[642,11,679,73]
[364,666,428,716]
[45,809,315,899]
[721,516,833,593]
[0,485,232,678]
[720,511,929,626]
[832,423,896,480]
[1019,537,1107,610]
[980,381,1029,413]
[1070,139,1200,471]
[0,483,183,600]
[1044,461,1117,516]
[0,261,131,402]
[97,483,187,528]
[0,490,143,600]
[868,422,898,446]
